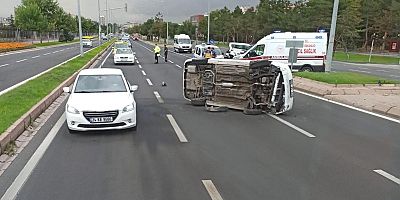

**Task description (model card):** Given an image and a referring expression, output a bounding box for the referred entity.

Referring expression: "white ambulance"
[237,32,328,72]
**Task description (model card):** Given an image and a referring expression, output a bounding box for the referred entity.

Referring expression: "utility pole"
[166,21,169,44]
[77,0,83,56]
[325,0,339,72]
[97,0,101,45]
[106,0,108,35]
[207,0,210,44]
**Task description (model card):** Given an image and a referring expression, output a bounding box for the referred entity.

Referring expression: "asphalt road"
[0,39,399,200]
[0,42,98,93]
[332,61,400,81]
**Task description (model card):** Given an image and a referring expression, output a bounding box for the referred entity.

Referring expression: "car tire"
[190,98,206,106]
[243,108,262,115]
[300,66,313,72]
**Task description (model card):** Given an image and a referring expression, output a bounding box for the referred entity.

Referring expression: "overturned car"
[183,59,294,114]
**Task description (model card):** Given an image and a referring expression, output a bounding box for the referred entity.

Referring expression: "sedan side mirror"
[130,85,138,92]
[63,87,70,93]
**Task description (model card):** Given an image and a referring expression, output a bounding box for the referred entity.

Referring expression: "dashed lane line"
[141,70,147,76]
[138,64,142,69]
[202,180,224,200]
[0,64,9,68]
[16,59,27,63]
[175,64,182,68]
[99,50,112,68]
[268,114,316,138]
[168,60,174,64]
[153,91,164,103]
[43,52,51,56]
[31,55,40,59]
[373,169,400,185]
[166,114,188,143]
[146,78,153,86]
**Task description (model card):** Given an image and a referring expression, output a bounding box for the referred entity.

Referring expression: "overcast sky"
[1,0,259,23]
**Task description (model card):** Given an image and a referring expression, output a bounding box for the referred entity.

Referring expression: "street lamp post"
[105,0,108,35]
[77,0,83,57]
[97,0,101,45]
[325,0,340,72]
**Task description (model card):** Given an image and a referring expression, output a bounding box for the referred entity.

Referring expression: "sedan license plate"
[90,117,113,123]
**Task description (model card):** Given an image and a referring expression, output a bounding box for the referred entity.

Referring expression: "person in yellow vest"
[204,46,212,59]
[154,44,161,64]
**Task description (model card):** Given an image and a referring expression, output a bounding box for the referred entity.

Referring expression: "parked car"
[82,39,93,48]
[225,43,252,59]
[193,44,224,59]
[63,68,138,132]
[114,48,135,65]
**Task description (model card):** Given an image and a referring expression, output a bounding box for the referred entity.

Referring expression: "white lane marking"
[0,48,97,96]
[43,52,51,56]
[0,114,66,200]
[52,50,60,54]
[146,78,153,86]
[166,114,188,143]
[168,60,174,64]
[16,59,27,63]
[138,64,142,69]
[358,67,369,70]
[268,114,316,138]
[0,64,9,68]
[136,60,139,64]
[348,69,371,74]
[295,90,400,124]
[175,64,182,68]
[31,55,40,59]
[99,50,112,68]
[59,49,65,52]
[153,91,164,103]
[376,69,390,73]
[141,70,147,76]
[373,169,400,185]
[202,180,224,200]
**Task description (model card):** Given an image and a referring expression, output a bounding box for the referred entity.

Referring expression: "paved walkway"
[294,77,400,119]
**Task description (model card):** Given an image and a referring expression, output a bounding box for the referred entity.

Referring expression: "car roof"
[79,68,124,76]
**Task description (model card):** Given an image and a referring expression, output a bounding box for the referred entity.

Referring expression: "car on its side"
[113,41,130,54]
[63,68,138,132]
[82,39,93,48]
[225,42,252,59]
[193,44,224,59]
[114,48,136,65]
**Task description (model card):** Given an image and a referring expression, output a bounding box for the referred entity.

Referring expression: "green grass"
[0,40,113,134]
[334,51,400,64]
[295,71,400,84]
[33,39,79,47]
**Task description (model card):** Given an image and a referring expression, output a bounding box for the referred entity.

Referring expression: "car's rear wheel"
[300,65,313,72]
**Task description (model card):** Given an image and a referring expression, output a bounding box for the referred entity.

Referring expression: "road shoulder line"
[373,169,400,185]
[268,114,316,138]
[202,180,224,200]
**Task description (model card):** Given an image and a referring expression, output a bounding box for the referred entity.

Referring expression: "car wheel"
[300,66,313,72]
[243,108,262,115]
[190,98,206,106]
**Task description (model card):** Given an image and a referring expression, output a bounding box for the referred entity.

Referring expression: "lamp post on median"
[97,0,101,45]
[325,0,339,72]
[77,0,83,57]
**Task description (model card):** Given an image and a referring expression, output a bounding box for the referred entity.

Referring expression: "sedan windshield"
[74,75,127,93]
[115,43,129,49]
[116,48,133,54]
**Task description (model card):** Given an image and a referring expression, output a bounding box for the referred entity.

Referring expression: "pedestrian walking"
[154,44,161,64]
[164,44,168,62]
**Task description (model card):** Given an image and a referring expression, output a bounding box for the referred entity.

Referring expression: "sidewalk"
[294,77,400,119]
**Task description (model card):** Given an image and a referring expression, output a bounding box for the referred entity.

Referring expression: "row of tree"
[14,0,101,42]
[127,0,400,51]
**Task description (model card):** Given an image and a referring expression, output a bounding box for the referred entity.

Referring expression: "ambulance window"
[246,44,265,57]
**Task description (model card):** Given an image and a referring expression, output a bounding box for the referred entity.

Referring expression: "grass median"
[295,71,400,84]
[33,39,79,47]
[0,40,113,134]
[334,51,399,64]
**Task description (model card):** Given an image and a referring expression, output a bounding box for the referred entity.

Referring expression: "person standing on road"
[154,44,161,64]
[211,47,217,58]
[204,46,212,59]
[164,44,168,62]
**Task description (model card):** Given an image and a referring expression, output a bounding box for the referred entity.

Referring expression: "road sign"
[285,40,304,48]
[288,48,298,63]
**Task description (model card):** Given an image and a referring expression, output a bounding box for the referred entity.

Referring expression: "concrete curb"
[0,42,113,154]
[294,77,400,119]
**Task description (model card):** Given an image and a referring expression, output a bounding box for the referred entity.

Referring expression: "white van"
[237,32,328,72]
[174,34,192,53]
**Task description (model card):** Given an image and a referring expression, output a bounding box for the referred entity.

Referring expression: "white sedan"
[63,68,138,132]
[82,39,93,48]
[114,48,135,65]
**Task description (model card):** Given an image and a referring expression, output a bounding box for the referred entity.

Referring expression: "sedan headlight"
[67,105,80,114]
[122,104,134,113]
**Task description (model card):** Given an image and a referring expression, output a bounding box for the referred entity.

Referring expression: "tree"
[15,1,49,43]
